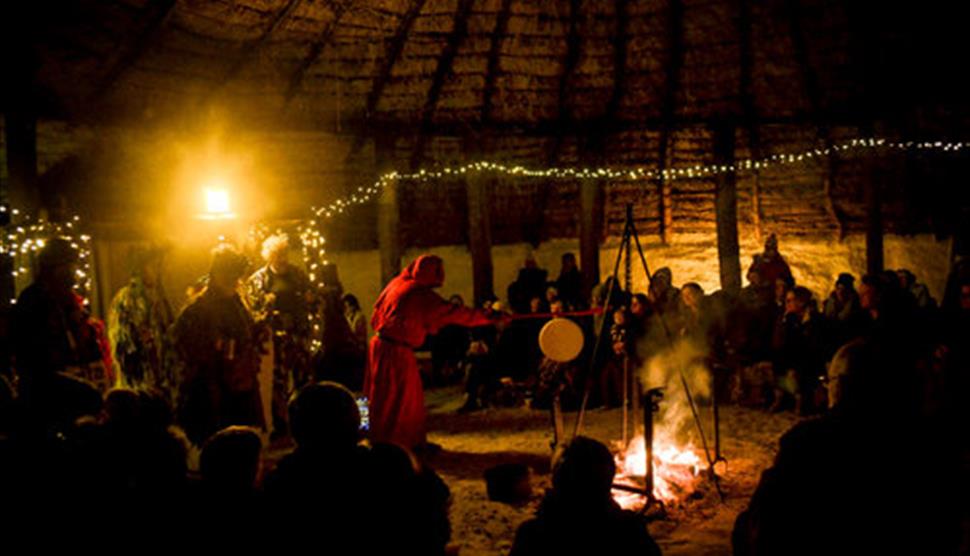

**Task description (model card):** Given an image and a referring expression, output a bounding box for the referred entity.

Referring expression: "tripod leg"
[552,391,564,452]
[622,355,629,446]
[572,222,631,438]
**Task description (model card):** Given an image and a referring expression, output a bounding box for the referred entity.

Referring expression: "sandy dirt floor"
[421,386,802,556]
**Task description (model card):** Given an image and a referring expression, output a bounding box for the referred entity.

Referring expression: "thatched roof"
[3,1,970,250]
[7,0,969,133]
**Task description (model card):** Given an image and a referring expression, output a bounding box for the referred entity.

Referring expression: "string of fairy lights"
[309,137,969,219]
[2,136,967,314]
[0,205,95,305]
[289,136,969,293]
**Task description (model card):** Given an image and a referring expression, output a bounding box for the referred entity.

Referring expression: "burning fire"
[612,433,703,509]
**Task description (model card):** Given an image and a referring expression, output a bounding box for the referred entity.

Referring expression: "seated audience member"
[599,307,630,409]
[366,442,453,556]
[771,287,824,414]
[264,382,366,501]
[101,388,188,497]
[199,425,262,499]
[897,268,937,311]
[734,339,959,556]
[823,273,866,350]
[648,267,679,316]
[510,436,661,556]
[431,295,472,386]
[773,275,795,313]
[459,319,499,413]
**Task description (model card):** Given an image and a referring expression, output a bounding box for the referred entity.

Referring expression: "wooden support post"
[865,177,883,276]
[713,124,742,295]
[661,176,674,244]
[466,172,494,307]
[376,137,401,286]
[579,178,601,296]
[3,111,40,212]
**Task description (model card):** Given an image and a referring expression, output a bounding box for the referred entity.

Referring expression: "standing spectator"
[749,233,793,287]
[108,245,176,401]
[342,293,368,351]
[555,253,584,310]
[508,253,549,315]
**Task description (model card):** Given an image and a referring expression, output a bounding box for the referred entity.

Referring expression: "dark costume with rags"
[174,248,264,445]
[246,258,311,435]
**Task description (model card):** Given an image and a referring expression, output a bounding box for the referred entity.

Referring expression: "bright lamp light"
[198,184,236,220]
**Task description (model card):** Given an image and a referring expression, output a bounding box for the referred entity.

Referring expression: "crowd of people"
[0,230,967,552]
[437,235,967,424]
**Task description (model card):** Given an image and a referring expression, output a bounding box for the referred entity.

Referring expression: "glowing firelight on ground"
[612,434,704,509]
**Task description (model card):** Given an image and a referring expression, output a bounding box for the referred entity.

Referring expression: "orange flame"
[612,433,703,509]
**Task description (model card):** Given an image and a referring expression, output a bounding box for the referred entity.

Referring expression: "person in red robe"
[366,255,499,450]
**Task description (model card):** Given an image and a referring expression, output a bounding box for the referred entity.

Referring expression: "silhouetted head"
[561,253,577,272]
[200,426,263,494]
[37,237,79,293]
[288,381,360,451]
[208,244,249,294]
[551,436,616,503]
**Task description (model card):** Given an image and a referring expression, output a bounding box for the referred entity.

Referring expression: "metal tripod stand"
[572,204,725,502]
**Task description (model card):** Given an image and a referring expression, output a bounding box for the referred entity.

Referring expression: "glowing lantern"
[199,185,236,220]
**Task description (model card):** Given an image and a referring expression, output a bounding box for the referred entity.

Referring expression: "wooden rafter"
[207,0,304,98]
[93,0,177,99]
[347,0,428,160]
[656,0,685,243]
[410,0,476,169]
[480,0,514,124]
[786,0,844,237]
[602,0,630,128]
[283,0,356,106]
[738,0,763,239]
[547,0,583,163]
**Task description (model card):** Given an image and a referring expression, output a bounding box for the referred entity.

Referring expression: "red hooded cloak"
[365,255,493,448]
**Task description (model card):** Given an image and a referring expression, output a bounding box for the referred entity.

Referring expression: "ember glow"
[611,340,710,509]
[612,433,704,509]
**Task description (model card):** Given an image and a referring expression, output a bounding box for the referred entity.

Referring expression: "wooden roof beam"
[283,0,356,106]
[93,0,177,99]
[410,0,476,169]
[346,0,428,161]
[207,0,304,99]
[656,0,685,243]
[480,0,514,125]
[547,0,584,164]
[739,0,763,239]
